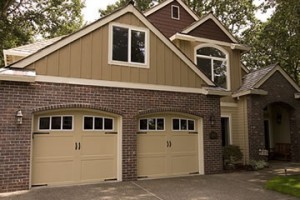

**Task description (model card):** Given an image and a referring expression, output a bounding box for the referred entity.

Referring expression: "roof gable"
[234,64,300,97]
[145,0,197,38]
[182,13,237,43]
[8,3,214,87]
[144,0,199,21]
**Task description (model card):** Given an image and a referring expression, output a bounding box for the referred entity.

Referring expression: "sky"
[82,0,274,23]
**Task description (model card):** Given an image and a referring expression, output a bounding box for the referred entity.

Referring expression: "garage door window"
[84,116,114,131]
[139,118,164,131]
[172,118,195,131]
[39,116,73,131]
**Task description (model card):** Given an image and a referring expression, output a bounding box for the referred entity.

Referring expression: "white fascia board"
[295,93,300,99]
[0,68,36,83]
[3,49,31,57]
[202,87,231,96]
[230,44,251,52]
[35,75,209,95]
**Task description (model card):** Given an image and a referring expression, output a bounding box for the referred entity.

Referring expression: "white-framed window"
[83,116,114,131]
[195,44,229,89]
[171,5,180,20]
[139,118,165,131]
[109,23,149,68]
[39,116,73,131]
[172,118,195,131]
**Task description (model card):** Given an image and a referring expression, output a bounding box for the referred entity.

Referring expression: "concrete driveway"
[1,162,299,200]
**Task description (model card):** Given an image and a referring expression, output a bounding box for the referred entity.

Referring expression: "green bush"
[223,145,243,169]
[249,160,269,170]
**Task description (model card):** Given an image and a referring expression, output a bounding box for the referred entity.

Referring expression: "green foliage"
[223,145,243,167]
[249,160,269,170]
[242,0,300,84]
[0,0,84,67]
[266,175,300,198]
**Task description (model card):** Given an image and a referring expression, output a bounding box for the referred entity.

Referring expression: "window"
[171,5,180,20]
[110,23,148,67]
[83,116,114,131]
[172,118,195,131]
[139,118,165,131]
[196,46,228,89]
[39,116,73,131]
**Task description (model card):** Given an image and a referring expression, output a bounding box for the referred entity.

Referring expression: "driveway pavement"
[1,162,299,200]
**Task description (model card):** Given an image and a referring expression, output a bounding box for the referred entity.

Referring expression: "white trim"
[194,43,231,90]
[232,89,268,98]
[144,0,199,21]
[0,73,35,82]
[221,102,238,107]
[108,22,150,68]
[198,118,204,175]
[35,75,229,96]
[171,5,180,20]
[170,33,249,51]
[10,4,214,87]
[295,93,300,99]
[182,13,237,43]
[255,66,300,92]
[221,114,232,145]
[241,63,250,74]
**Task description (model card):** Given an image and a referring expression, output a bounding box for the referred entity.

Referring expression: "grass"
[265,175,300,198]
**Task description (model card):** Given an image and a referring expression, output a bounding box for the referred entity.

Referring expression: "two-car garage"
[31,110,203,187]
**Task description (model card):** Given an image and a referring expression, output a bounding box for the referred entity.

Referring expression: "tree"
[242,0,300,84]
[0,0,84,67]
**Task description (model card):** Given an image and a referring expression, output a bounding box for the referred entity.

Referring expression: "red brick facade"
[0,81,222,192]
[247,72,300,161]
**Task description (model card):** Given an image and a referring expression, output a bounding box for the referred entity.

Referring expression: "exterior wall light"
[16,108,23,125]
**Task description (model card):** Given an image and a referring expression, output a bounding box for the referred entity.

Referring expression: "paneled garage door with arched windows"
[137,113,204,179]
[32,109,120,186]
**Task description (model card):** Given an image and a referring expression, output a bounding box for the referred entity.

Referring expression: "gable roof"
[233,64,300,98]
[144,0,199,21]
[182,13,238,43]
[7,3,214,87]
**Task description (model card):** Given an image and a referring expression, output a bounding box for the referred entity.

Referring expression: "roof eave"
[203,87,231,96]
[295,93,300,99]
[232,89,268,98]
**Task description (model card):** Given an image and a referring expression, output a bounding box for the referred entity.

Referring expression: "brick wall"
[247,72,300,161]
[0,81,222,192]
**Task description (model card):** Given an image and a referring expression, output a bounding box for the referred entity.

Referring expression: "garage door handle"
[75,142,77,150]
[78,142,81,150]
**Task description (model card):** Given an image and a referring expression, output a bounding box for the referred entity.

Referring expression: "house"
[0,0,299,193]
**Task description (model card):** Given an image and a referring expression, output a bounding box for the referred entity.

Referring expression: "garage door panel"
[137,135,166,154]
[171,135,198,153]
[32,161,74,185]
[137,156,167,177]
[170,155,198,175]
[33,135,74,158]
[80,159,117,181]
[81,135,117,156]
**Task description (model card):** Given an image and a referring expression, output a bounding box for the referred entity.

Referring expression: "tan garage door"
[32,109,118,186]
[137,113,202,178]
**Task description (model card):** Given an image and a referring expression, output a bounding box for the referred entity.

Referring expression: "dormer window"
[171,5,180,20]
[195,45,229,89]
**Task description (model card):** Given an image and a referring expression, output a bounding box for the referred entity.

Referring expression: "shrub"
[223,145,243,169]
[249,160,269,170]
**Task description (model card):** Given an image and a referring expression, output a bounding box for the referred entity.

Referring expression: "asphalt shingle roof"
[237,64,277,93]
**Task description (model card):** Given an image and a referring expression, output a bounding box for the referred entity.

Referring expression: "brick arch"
[262,101,295,111]
[136,107,203,118]
[32,103,123,115]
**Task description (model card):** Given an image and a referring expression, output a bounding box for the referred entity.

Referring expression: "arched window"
[195,46,228,89]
